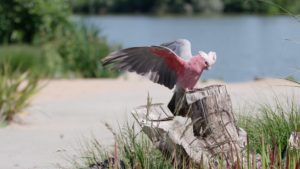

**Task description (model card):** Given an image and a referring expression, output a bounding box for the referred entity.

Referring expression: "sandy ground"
[0,75,299,169]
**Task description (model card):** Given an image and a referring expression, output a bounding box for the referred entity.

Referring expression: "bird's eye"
[205,61,208,66]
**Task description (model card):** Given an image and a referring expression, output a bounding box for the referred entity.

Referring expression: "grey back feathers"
[160,39,193,60]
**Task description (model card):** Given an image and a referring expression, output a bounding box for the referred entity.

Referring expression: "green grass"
[237,99,300,168]
[286,76,300,86]
[64,123,300,169]
[238,99,300,154]
[64,123,174,169]
[0,45,53,77]
[0,24,120,79]
[64,99,300,169]
[0,64,40,123]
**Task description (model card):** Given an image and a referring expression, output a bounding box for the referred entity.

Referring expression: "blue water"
[78,15,300,82]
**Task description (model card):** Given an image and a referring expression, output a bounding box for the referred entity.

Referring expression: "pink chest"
[177,65,203,90]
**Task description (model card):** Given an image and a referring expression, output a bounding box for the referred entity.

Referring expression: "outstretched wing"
[102,46,186,89]
[160,39,192,60]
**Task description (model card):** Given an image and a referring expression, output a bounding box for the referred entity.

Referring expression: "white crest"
[199,51,217,69]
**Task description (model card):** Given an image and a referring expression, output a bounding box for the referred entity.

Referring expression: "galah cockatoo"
[102,39,217,113]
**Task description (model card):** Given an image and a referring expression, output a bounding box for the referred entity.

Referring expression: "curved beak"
[204,60,210,70]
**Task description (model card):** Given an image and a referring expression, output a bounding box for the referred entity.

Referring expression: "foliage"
[65,121,300,169]
[116,124,174,169]
[223,0,269,13]
[238,99,300,154]
[257,139,300,169]
[0,0,70,44]
[51,24,119,78]
[0,0,119,78]
[0,45,54,77]
[69,0,300,15]
[0,64,40,123]
[286,75,300,85]
[70,0,225,15]
[0,26,119,78]
[65,124,174,169]
[62,97,300,168]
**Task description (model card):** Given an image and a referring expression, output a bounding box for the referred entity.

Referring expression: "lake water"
[78,15,300,82]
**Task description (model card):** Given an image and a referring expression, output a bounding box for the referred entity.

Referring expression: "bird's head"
[199,51,217,70]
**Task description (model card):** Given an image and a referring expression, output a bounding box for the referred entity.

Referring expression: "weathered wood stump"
[132,85,259,168]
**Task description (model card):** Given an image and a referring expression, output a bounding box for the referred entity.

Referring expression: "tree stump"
[132,85,260,168]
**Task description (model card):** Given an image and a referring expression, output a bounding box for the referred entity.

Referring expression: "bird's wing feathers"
[102,46,186,89]
[160,39,193,60]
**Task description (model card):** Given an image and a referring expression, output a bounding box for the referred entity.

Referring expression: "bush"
[0,64,40,123]
[0,0,119,78]
[0,45,54,77]
[51,24,119,78]
[0,25,119,78]
[0,0,70,44]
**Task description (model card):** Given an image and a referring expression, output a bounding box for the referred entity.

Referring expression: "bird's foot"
[185,88,191,92]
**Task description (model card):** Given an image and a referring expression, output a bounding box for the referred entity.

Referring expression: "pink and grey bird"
[102,39,216,114]
[102,39,217,90]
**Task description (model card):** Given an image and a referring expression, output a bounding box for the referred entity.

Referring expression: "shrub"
[0,25,119,78]
[0,45,54,77]
[51,24,119,78]
[0,0,70,44]
[0,0,119,78]
[0,64,40,123]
